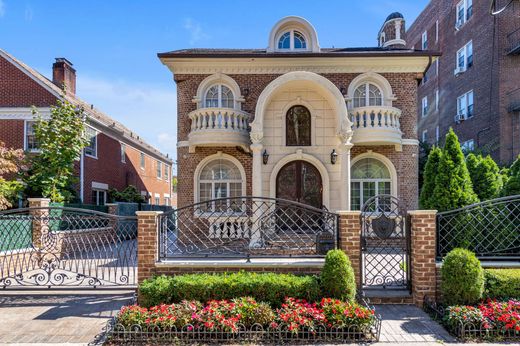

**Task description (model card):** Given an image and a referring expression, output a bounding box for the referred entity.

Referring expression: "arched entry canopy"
[250,71,352,145]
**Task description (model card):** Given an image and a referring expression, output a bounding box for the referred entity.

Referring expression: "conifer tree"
[501,155,520,196]
[466,153,501,201]
[419,146,442,209]
[432,128,479,211]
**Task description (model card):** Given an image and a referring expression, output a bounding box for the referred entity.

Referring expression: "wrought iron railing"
[436,195,520,259]
[0,207,137,288]
[158,197,339,260]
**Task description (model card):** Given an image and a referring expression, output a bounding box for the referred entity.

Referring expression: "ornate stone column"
[250,142,263,197]
[340,143,354,210]
[250,134,264,247]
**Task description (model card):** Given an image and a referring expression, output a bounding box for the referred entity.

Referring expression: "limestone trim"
[279,98,318,147]
[267,16,320,53]
[383,39,407,47]
[268,150,330,209]
[346,72,396,107]
[193,152,247,204]
[251,71,351,145]
[193,73,244,110]
[161,56,433,75]
[350,152,398,198]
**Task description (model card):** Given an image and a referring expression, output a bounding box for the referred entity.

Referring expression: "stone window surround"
[193,151,247,205]
[345,72,396,108]
[350,152,398,198]
[267,16,320,53]
[192,73,245,110]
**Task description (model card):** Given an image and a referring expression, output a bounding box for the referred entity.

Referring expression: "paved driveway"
[0,289,134,345]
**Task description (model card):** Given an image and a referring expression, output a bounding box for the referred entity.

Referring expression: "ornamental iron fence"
[436,195,520,259]
[0,207,137,288]
[158,196,339,260]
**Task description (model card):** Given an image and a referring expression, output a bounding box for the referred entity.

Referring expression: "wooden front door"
[276,160,323,209]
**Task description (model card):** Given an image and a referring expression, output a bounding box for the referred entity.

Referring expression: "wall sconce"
[242,87,250,97]
[340,86,347,96]
[262,149,269,165]
[330,149,338,165]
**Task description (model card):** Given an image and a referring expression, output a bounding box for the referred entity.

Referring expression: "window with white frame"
[164,165,169,181]
[164,196,171,206]
[457,90,474,119]
[154,195,160,205]
[91,189,107,206]
[353,83,382,108]
[84,127,97,157]
[277,30,307,50]
[456,0,473,28]
[422,96,428,117]
[461,139,475,153]
[140,153,145,169]
[350,158,392,211]
[422,31,428,50]
[422,130,428,143]
[120,143,126,163]
[204,84,234,108]
[198,159,243,212]
[156,160,162,179]
[25,121,39,151]
[456,41,473,72]
[435,89,439,111]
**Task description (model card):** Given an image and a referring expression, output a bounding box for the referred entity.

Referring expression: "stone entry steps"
[363,289,413,304]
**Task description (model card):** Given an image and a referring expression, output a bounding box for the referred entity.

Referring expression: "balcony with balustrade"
[187,108,251,152]
[349,106,403,147]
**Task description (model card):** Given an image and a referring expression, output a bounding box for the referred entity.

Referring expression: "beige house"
[159,16,438,211]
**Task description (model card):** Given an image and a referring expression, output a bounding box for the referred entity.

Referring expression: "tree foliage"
[27,100,89,202]
[432,128,479,211]
[466,153,502,201]
[109,185,145,203]
[419,146,442,209]
[0,142,26,210]
[501,155,520,197]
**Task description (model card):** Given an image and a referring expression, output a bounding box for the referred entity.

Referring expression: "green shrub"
[138,272,321,308]
[484,269,520,300]
[441,248,484,305]
[320,249,356,301]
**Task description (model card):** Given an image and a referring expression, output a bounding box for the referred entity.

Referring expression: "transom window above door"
[286,105,311,146]
[204,84,234,108]
[198,159,244,212]
[351,158,392,211]
[277,30,307,50]
[353,83,383,108]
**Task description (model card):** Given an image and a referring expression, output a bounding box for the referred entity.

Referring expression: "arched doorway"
[276,160,323,209]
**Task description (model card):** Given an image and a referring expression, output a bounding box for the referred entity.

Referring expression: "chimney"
[52,58,76,95]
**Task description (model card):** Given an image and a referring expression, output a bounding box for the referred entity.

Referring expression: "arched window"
[293,31,307,49]
[286,105,311,146]
[277,30,307,50]
[199,159,243,211]
[278,32,291,49]
[351,158,391,210]
[204,85,234,108]
[353,83,383,108]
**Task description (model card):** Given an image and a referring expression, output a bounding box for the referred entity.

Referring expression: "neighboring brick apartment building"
[405,0,520,164]
[0,49,174,206]
[159,16,439,211]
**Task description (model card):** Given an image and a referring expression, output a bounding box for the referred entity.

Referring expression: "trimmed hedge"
[320,249,356,301]
[139,272,321,308]
[484,268,520,300]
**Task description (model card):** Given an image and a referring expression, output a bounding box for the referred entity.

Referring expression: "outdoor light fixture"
[330,149,338,164]
[262,149,269,165]
[340,86,347,96]
[242,87,250,97]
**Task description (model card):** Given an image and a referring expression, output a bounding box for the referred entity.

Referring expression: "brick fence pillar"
[106,203,119,216]
[409,210,437,307]
[136,211,162,284]
[27,198,50,249]
[337,211,362,289]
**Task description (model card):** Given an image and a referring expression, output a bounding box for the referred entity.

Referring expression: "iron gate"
[361,195,410,290]
[0,207,137,288]
[158,196,339,259]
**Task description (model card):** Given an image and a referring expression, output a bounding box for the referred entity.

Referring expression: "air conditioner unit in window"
[454,112,467,123]
[454,66,465,75]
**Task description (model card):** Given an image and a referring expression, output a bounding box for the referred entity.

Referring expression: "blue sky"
[0,0,428,172]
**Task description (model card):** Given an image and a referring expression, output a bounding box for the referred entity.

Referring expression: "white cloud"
[0,0,5,17]
[183,17,210,45]
[75,75,178,162]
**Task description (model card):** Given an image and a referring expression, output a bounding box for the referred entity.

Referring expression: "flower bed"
[424,297,520,340]
[107,297,381,344]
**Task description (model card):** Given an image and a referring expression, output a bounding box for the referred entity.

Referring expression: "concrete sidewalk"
[0,289,134,345]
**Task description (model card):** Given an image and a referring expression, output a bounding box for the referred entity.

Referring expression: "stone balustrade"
[349,106,403,147]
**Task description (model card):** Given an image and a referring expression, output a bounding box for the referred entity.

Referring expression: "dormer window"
[277,30,307,51]
[204,84,234,108]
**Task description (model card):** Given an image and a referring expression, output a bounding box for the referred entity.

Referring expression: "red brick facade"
[407,0,520,164]
[0,51,173,206]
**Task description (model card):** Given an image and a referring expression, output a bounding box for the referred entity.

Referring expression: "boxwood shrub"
[139,271,321,308]
[484,268,520,300]
[320,249,356,301]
